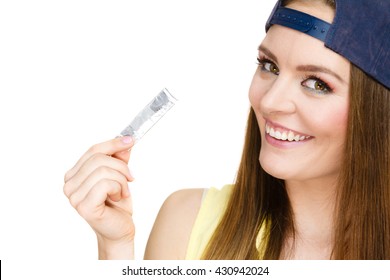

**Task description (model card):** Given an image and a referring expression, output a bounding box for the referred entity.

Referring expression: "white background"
[0,0,276,270]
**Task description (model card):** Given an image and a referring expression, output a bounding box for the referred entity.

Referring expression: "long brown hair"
[202,1,390,259]
[333,66,390,259]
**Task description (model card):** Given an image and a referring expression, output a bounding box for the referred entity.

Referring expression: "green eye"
[265,63,280,75]
[302,77,332,94]
[257,58,280,75]
[314,80,326,91]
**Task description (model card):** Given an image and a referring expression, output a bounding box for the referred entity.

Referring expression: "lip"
[264,119,314,148]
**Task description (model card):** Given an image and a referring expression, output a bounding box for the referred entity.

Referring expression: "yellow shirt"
[185,184,266,260]
[185,185,233,260]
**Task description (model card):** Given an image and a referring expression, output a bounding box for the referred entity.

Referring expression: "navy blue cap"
[265,0,390,90]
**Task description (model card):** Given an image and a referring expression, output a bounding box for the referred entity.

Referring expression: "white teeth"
[270,127,275,137]
[265,123,311,142]
[287,131,294,141]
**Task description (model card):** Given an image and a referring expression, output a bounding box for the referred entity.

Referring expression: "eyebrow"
[296,65,346,84]
[258,44,346,84]
[258,45,278,64]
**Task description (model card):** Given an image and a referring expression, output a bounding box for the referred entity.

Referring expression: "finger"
[76,178,125,221]
[112,149,131,163]
[112,150,134,180]
[64,136,134,183]
[64,154,133,198]
[68,167,130,209]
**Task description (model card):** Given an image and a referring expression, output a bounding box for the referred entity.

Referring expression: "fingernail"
[121,136,133,144]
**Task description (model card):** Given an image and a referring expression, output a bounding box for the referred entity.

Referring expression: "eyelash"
[301,74,334,94]
[256,57,279,74]
[256,56,334,94]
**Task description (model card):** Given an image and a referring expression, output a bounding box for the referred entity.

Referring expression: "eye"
[257,57,279,75]
[301,76,333,94]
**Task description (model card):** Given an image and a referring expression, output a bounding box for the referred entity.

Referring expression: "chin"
[259,156,289,180]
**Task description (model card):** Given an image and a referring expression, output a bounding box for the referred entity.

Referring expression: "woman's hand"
[63,136,135,259]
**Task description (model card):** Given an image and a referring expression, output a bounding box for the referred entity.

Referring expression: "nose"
[259,75,297,117]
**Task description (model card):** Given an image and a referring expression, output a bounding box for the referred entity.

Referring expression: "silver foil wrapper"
[120,88,177,142]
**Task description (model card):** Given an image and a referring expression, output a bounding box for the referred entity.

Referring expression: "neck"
[282,177,337,259]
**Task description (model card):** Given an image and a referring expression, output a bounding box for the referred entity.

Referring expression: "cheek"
[305,99,349,149]
[248,73,264,109]
[249,75,268,137]
[329,108,349,147]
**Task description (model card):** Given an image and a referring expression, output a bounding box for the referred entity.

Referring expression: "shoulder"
[144,188,205,260]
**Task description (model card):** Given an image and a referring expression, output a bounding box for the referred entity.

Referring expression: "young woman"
[64,0,390,259]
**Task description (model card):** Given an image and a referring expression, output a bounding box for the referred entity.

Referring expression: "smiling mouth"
[265,123,313,142]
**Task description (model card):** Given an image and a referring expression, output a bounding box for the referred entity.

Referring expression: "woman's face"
[249,2,350,183]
